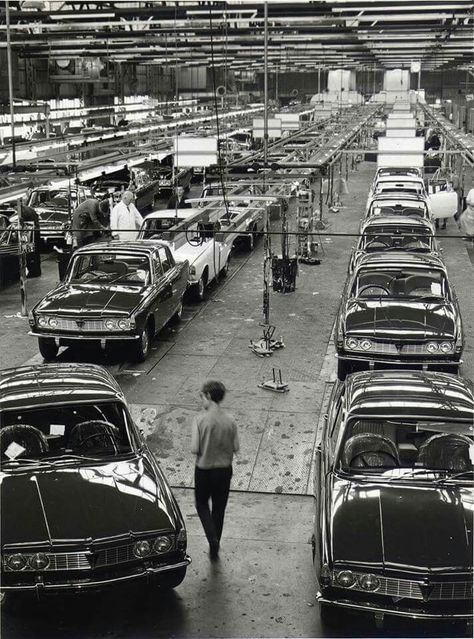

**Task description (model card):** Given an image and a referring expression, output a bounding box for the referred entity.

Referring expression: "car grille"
[95,544,135,567]
[365,341,442,356]
[49,318,107,332]
[335,575,473,601]
[4,552,91,572]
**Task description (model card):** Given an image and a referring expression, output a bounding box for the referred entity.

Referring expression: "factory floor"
[1,162,472,639]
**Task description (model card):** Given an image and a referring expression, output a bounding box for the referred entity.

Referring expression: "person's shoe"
[209,541,219,560]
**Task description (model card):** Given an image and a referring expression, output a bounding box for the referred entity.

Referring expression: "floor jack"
[258,368,289,393]
[249,324,285,357]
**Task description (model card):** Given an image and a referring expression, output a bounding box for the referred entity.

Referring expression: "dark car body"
[313,370,473,624]
[87,167,161,214]
[335,252,463,379]
[28,240,189,361]
[0,364,190,596]
[348,216,439,274]
[19,186,91,243]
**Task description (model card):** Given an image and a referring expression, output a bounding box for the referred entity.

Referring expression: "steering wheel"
[359,285,390,296]
[365,239,391,249]
[75,431,119,453]
[352,451,399,468]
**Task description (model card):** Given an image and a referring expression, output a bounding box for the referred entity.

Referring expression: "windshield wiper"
[1,457,51,467]
[434,470,474,484]
[387,469,439,481]
[46,454,104,464]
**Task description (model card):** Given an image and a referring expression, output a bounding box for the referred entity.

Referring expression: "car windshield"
[0,401,133,465]
[371,204,427,218]
[353,267,447,300]
[142,217,184,238]
[69,253,151,285]
[29,190,76,209]
[337,418,473,480]
[362,228,432,252]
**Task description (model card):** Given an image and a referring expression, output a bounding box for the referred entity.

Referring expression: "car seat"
[0,425,49,458]
[351,420,397,442]
[343,433,400,469]
[98,261,128,277]
[418,433,472,472]
[68,420,120,453]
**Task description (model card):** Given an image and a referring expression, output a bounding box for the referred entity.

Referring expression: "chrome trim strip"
[1,557,191,591]
[29,332,139,341]
[316,595,472,620]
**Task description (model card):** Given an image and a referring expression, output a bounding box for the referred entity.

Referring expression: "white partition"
[252,118,282,139]
[386,117,416,129]
[174,136,218,167]
[386,129,416,137]
[276,113,301,130]
[377,136,424,168]
[387,112,413,119]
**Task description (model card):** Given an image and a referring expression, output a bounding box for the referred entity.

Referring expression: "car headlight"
[177,529,187,552]
[5,554,27,571]
[440,341,454,353]
[358,573,381,591]
[336,570,355,588]
[426,341,439,353]
[118,318,133,330]
[28,553,50,571]
[153,536,173,554]
[359,339,372,351]
[133,540,151,558]
[104,319,118,330]
[48,317,58,328]
[346,337,359,350]
[38,316,49,328]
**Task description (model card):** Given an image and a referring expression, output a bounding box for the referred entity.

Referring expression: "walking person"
[191,381,239,559]
[110,190,143,240]
[459,188,474,245]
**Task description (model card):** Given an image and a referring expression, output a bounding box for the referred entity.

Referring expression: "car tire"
[337,359,349,381]
[0,591,29,614]
[160,566,187,590]
[192,275,206,302]
[131,322,152,362]
[220,256,230,277]
[246,226,255,251]
[38,337,59,361]
[170,301,183,325]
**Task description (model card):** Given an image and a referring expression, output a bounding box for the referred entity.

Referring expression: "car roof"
[361,216,434,230]
[74,239,169,255]
[375,176,424,184]
[345,371,474,422]
[369,194,427,204]
[144,208,198,220]
[0,363,124,411]
[356,251,445,269]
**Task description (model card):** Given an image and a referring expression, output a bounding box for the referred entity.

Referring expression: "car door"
[149,251,173,332]
[157,246,183,323]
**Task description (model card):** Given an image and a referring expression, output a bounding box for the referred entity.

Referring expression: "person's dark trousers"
[194,466,232,547]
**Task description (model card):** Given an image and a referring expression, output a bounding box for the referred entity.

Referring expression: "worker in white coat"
[110,190,143,241]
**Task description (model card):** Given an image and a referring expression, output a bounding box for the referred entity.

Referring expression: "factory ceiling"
[0,1,473,72]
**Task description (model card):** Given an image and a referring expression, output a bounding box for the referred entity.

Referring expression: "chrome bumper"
[29,331,140,341]
[338,353,461,367]
[317,593,472,621]
[2,557,191,592]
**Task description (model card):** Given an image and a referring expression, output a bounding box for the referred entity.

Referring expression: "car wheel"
[220,256,230,277]
[131,322,152,362]
[246,226,255,251]
[337,359,349,381]
[170,301,183,325]
[1,591,29,614]
[160,566,187,589]
[38,337,59,361]
[192,275,206,302]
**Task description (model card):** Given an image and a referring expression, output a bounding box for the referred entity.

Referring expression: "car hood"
[35,283,148,317]
[344,299,456,340]
[0,457,175,547]
[330,478,473,572]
